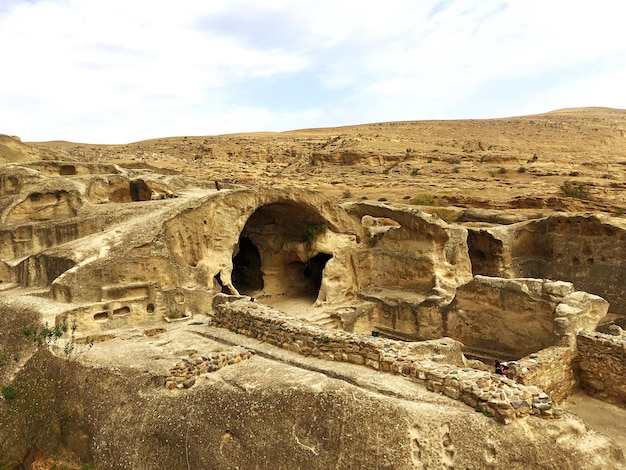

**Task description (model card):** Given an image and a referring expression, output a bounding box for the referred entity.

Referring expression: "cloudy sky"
[1,0,625,143]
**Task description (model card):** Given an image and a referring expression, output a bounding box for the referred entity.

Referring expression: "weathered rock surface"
[468,214,626,313]
[0,314,623,470]
[2,109,626,467]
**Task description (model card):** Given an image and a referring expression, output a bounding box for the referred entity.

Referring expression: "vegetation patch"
[560,180,591,200]
[411,194,437,206]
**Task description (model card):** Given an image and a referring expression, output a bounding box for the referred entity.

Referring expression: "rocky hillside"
[30,107,626,213]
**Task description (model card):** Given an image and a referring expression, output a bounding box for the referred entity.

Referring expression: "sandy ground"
[563,390,626,453]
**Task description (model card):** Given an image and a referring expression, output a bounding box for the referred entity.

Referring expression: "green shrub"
[517,166,527,173]
[22,321,68,347]
[1,385,16,401]
[411,194,437,206]
[166,307,183,319]
[425,208,461,222]
[560,180,591,200]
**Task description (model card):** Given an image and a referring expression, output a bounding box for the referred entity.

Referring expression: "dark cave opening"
[467,229,504,277]
[232,237,264,295]
[303,252,333,296]
[130,179,152,202]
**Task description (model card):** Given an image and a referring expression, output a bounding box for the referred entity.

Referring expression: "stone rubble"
[165,346,254,390]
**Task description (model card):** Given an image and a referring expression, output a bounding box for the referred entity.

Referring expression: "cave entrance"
[286,252,333,301]
[130,179,152,202]
[232,237,264,295]
[467,229,505,276]
[233,202,333,308]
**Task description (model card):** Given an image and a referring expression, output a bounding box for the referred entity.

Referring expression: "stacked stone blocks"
[507,346,576,403]
[210,296,557,423]
[576,331,626,405]
[166,346,254,389]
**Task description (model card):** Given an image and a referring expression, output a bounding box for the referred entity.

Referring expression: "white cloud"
[0,0,625,142]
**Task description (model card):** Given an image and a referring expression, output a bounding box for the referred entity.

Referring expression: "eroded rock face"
[469,214,626,313]
[0,134,42,164]
[442,276,608,358]
[0,331,623,470]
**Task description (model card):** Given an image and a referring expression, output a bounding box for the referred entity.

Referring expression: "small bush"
[561,180,591,200]
[425,208,461,222]
[167,307,183,319]
[402,195,411,200]
[303,223,327,244]
[411,194,437,206]
[1,385,17,401]
[498,167,507,174]
[378,197,387,202]
[569,171,580,177]
[342,190,352,198]
[517,166,527,173]
[22,321,68,347]
[410,168,420,176]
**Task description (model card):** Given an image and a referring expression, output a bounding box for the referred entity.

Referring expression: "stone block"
[348,354,365,365]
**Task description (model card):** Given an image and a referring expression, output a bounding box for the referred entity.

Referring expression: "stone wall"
[211,295,558,423]
[166,346,254,389]
[576,331,626,406]
[507,346,576,403]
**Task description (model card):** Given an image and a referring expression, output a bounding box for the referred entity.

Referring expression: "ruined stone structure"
[1,154,625,467]
[577,330,626,405]
[468,215,626,313]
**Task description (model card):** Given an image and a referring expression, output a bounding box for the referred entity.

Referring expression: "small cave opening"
[283,252,333,302]
[232,237,264,295]
[59,165,77,176]
[467,230,504,276]
[214,273,232,294]
[130,179,152,202]
[303,253,333,297]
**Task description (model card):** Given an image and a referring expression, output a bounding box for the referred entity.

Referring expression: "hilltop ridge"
[19,107,626,214]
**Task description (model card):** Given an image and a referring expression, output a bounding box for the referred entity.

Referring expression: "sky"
[1,0,625,143]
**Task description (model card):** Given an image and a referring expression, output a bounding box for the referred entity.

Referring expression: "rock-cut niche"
[232,202,333,304]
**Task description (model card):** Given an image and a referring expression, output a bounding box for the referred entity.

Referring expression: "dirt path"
[563,390,626,453]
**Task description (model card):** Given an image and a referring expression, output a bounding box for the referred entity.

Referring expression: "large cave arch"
[232,202,333,306]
